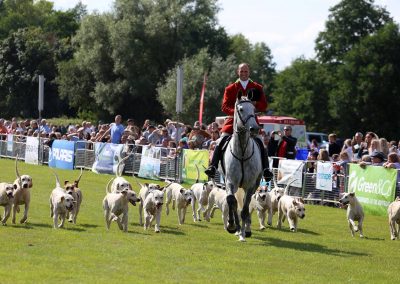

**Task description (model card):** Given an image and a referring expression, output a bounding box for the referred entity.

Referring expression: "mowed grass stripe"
[0,158,399,283]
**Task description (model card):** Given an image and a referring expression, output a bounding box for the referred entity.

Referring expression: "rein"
[230,99,257,186]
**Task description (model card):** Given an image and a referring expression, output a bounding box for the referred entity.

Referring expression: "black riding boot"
[205,136,229,178]
[254,137,274,182]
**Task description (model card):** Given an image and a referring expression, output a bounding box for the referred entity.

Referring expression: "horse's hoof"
[260,226,266,230]
[239,236,246,242]
[234,231,240,236]
[227,226,237,234]
[245,231,252,238]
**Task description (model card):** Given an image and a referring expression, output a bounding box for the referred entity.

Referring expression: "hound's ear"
[29,181,33,188]
[299,198,305,204]
[64,180,69,185]
[349,192,355,197]
[180,189,184,194]
[60,196,65,202]
[13,184,18,189]
[74,180,79,187]
[145,183,149,187]
[292,199,298,206]
[159,187,164,191]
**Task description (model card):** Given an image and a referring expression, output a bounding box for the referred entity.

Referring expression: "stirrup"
[263,168,273,182]
[205,166,217,178]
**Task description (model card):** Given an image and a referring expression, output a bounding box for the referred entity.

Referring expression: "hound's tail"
[106,178,114,194]
[51,169,61,188]
[194,164,200,184]
[283,178,298,195]
[15,154,22,187]
[75,168,83,187]
[116,155,130,177]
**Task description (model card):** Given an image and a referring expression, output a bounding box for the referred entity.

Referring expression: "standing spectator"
[270,125,297,159]
[0,119,9,137]
[328,133,341,158]
[317,149,330,162]
[142,119,150,132]
[148,127,163,145]
[306,151,319,173]
[360,150,386,167]
[30,120,39,133]
[188,125,211,149]
[341,139,354,161]
[142,125,156,141]
[383,153,400,181]
[309,138,319,153]
[126,119,140,138]
[352,132,364,157]
[368,139,381,155]
[379,138,389,158]
[203,130,220,149]
[39,119,51,134]
[16,121,26,134]
[101,115,125,144]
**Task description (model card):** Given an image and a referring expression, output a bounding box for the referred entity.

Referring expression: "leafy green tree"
[331,23,400,139]
[157,49,237,124]
[315,0,392,64]
[59,0,230,123]
[272,58,333,132]
[0,27,68,118]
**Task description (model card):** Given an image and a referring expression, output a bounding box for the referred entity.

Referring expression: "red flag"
[199,73,207,124]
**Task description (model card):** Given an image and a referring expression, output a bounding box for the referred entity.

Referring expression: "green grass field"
[0,158,399,283]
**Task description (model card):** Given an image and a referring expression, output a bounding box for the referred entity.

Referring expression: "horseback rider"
[204,63,274,182]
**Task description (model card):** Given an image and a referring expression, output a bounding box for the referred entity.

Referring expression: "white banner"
[138,145,161,180]
[316,161,333,191]
[25,137,39,165]
[277,160,303,188]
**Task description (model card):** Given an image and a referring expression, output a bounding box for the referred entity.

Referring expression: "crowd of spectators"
[2,116,400,176]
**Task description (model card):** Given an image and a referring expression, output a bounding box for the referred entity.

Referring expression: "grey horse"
[223,93,263,242]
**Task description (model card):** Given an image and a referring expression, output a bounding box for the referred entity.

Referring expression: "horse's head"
[234,92,259,135]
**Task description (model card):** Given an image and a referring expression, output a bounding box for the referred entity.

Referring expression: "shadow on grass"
[364,236,385,241]
[253,236,369,257]
[79,223,100,228]
[64,226,86,232]
[186,222,209,228]
[10,222,52,229]
[160,226,186,235]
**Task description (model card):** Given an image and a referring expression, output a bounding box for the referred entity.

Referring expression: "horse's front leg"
[239,187,256,241]
[226,183,240,234]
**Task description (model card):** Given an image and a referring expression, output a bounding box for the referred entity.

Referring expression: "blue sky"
[52,0,400,70]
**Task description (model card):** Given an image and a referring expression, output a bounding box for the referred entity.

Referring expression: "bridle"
[233,99,256,134]
[230,98,258,186]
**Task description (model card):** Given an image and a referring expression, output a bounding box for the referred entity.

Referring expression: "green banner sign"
[348,164,396,216]
[182,149,209,183]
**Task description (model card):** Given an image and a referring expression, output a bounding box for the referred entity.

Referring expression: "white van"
[306,132,329,149]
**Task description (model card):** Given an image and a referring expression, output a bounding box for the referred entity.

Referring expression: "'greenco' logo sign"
[348,164,396,216]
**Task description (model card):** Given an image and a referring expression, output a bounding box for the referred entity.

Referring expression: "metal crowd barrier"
[1,134,399,205]
[0,135,183,183]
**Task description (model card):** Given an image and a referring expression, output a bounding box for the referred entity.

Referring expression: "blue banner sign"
[48,140,75,170]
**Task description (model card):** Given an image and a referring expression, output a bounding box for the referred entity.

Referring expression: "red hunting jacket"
[221,79,267,134]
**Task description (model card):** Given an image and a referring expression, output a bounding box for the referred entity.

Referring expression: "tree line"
[0,0,399,139]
